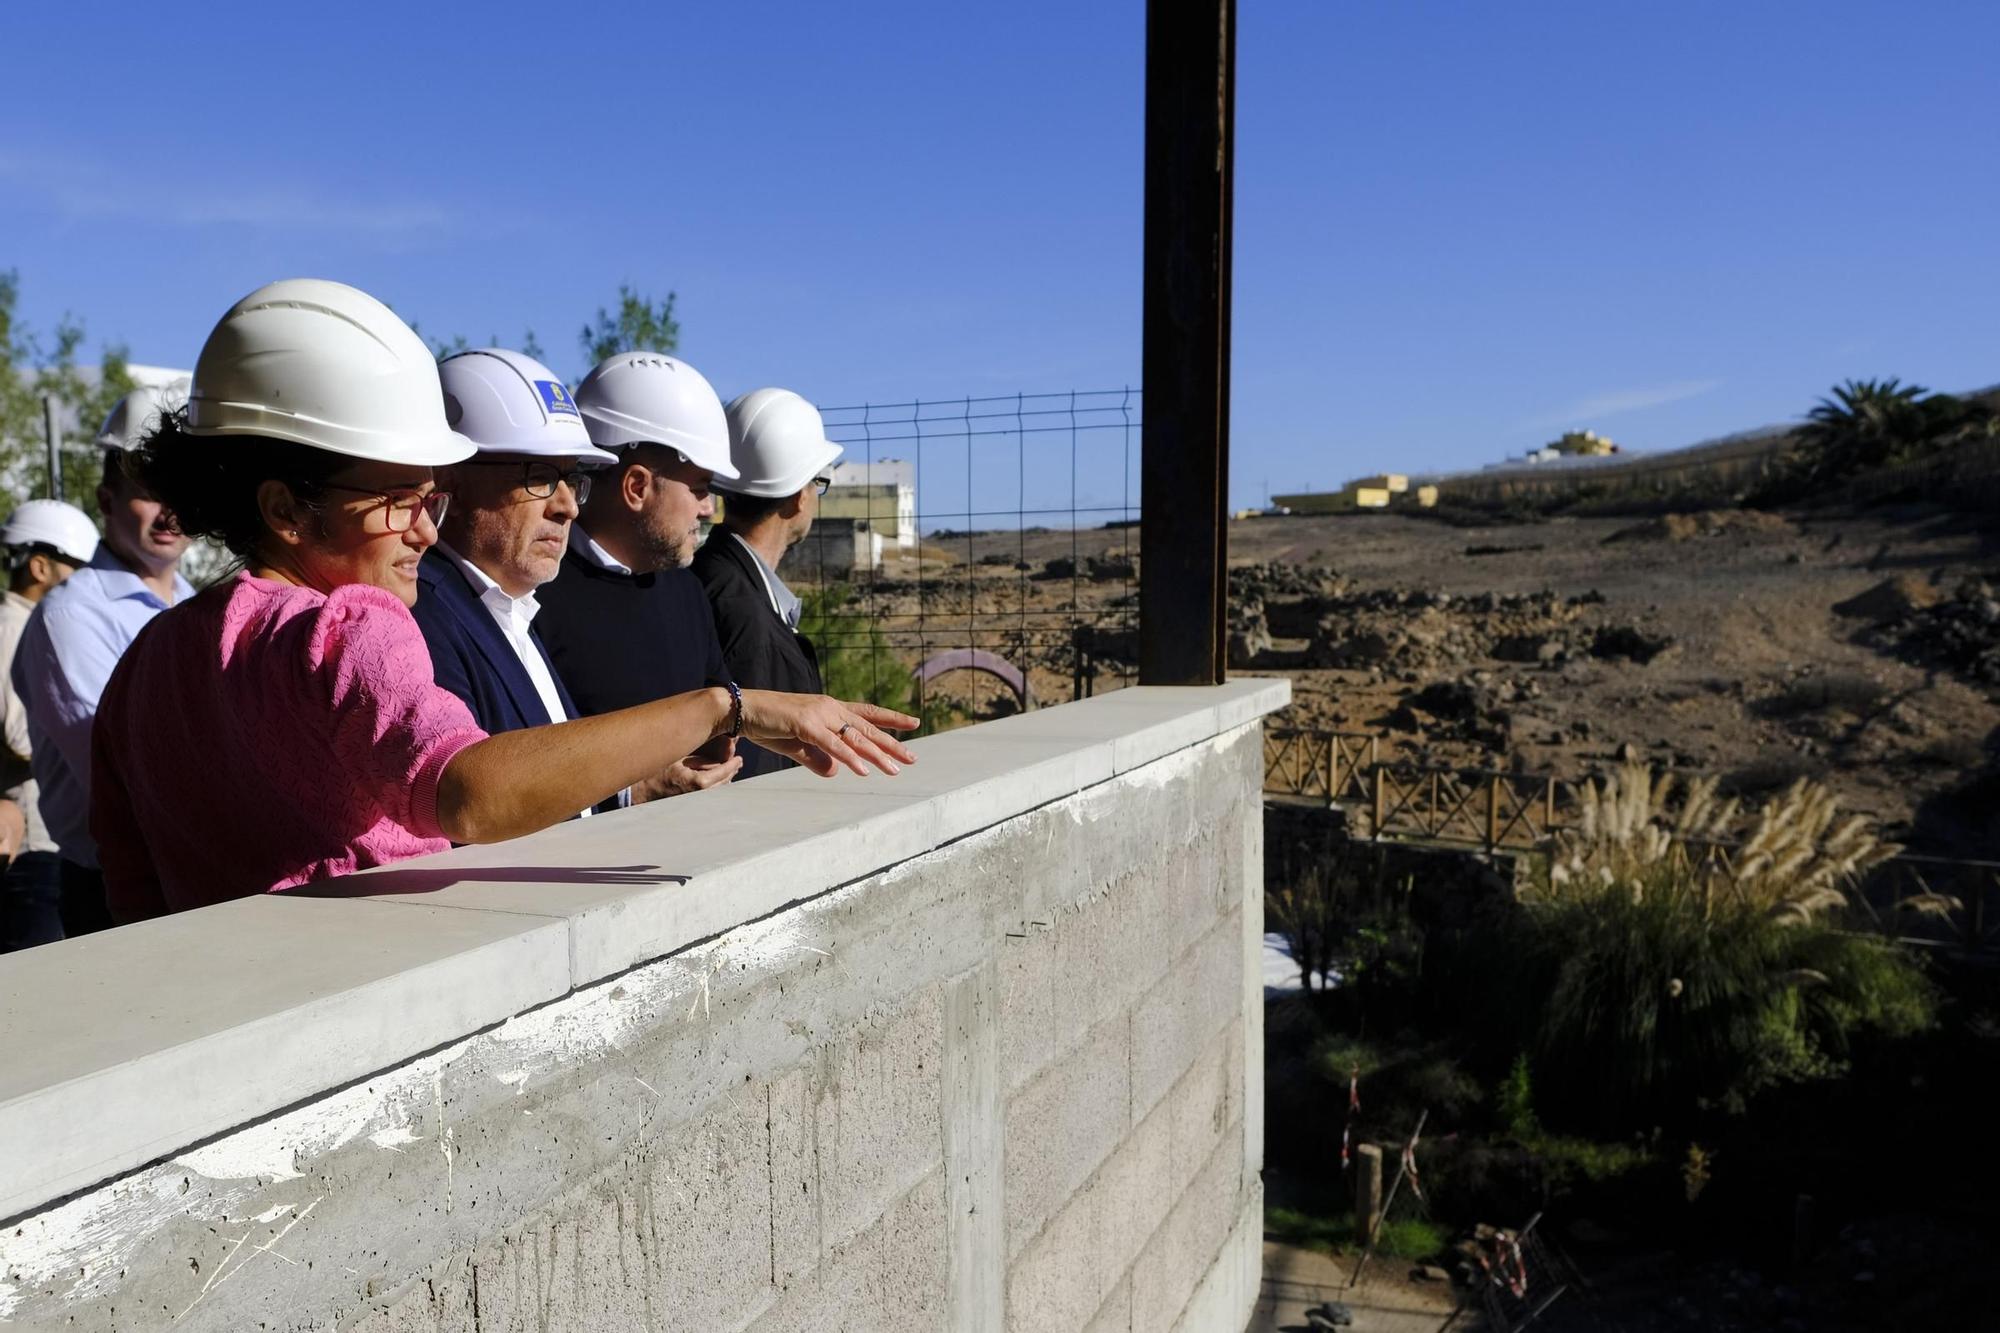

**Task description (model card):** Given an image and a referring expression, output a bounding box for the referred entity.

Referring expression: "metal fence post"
[1139,0,1235,685]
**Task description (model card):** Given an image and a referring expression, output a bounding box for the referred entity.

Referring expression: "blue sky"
[4,1,1995,516]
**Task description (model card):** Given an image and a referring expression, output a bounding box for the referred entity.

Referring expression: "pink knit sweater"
[92,572,488,921]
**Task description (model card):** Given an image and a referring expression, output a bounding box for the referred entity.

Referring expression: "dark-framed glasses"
[308,484,452,533]
[466,459,595,504]
[813,475,833,497]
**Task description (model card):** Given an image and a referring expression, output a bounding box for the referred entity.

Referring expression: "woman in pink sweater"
[90,280,915,921]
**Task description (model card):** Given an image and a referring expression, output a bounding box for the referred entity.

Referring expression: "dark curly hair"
[715,488,791,525]
[130,407,349,560]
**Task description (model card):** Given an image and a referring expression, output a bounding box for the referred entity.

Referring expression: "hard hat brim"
[715,437,845,499]
[465,441,622,466]
[187,401,478,467]
[351,427,480,467]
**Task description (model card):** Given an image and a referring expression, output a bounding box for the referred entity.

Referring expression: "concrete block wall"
[0,682,1285,1331]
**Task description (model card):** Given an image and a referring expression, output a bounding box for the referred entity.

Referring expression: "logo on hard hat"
[537,380,579,418]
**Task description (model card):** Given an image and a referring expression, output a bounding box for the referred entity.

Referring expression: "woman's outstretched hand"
[738,692,920,777]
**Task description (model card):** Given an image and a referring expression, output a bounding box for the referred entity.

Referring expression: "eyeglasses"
[465,460,595,504]
[307,484,452,533]
[813,476,833,497]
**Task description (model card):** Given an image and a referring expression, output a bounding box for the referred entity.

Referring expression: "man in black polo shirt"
[534,352,744,799]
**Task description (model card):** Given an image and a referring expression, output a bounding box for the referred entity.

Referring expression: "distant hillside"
[1417,382,2000,510]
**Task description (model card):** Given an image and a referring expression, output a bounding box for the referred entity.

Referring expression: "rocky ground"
[854,502,1999,853]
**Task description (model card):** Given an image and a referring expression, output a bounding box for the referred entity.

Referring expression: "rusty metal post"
[1372,769,1387,840]
[1139,0,1235,685]
[1487,774,1501,852]
[1543,777,1556,835]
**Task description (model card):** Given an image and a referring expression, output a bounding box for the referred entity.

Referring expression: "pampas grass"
[1475,764,1937,1132]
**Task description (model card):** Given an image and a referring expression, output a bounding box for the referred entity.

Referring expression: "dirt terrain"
[849,503,1999,853]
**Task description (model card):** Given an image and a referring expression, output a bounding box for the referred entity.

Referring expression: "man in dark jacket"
[533,351,744,799]
[693,388,843,778]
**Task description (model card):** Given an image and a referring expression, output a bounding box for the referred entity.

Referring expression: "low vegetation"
[1265,1205,1445,1262]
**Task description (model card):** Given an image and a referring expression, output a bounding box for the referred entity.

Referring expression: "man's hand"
[631,740,744,803]
[0,797,23,865]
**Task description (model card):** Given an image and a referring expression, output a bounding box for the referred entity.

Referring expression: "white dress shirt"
[729,532,803,628]
[569,525,634,575]
[438,543,589,817]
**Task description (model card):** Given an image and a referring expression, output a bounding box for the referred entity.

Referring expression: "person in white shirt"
[10,393,193,937]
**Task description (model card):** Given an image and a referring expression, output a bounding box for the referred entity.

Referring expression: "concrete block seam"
[1002,1018,1241,1269]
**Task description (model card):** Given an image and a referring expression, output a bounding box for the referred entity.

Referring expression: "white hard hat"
[573,352,738,479]
[95,381,190,452]
[439,348,617,464]
[0,499,100,565]
[717,388,844,498]
[185,278,475,467]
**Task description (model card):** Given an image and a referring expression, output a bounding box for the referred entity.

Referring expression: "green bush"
[1497,1055,1540,1139]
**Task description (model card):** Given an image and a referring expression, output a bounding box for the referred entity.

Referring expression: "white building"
[822,458,916,551]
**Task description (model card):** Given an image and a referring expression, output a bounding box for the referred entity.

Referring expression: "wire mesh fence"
[771,389,1143,726]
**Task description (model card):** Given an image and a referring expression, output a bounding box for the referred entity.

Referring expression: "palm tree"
[1789,378,1991,490]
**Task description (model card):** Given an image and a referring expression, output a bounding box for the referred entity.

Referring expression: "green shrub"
[1310,1037,1481,1125]
[1497,1055,1540,1139]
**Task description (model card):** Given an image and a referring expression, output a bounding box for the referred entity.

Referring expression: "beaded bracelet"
[725,680,744,739]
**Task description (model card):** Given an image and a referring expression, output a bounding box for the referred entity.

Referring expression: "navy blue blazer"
[412,555,579,736]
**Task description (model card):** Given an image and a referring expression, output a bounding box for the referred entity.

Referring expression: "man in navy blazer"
[414,552,581,735]
[411,349,614,746]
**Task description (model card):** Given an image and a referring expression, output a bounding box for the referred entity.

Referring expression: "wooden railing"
[1262,729,1379,805]
[1364,766,1563,851]
[1263,730,1565,852]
